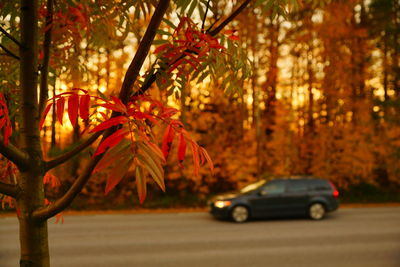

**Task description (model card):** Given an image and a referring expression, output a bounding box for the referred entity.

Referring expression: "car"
[208,176,339,223]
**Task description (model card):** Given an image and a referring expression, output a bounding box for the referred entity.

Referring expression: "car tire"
[231,205,249,223]
[308,203,326,220]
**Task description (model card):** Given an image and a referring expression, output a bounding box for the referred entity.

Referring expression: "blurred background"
[2,0,400,210]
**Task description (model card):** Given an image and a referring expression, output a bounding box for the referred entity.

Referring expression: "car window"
[260,180,286,195]
[287,180,308,193]
[240,180,267,194]
[309,180,331,191]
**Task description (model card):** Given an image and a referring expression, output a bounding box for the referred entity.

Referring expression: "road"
[1,207,399,267]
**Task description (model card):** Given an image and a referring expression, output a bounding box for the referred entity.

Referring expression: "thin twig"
[201,0,211,32]
[38,0,54,116]
[0,43,20,60]
[207,0,251,36]
[0,26,21,47]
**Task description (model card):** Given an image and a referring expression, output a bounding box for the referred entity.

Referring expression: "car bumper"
[209,204,231,219]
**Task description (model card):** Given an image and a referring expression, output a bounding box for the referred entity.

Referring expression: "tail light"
[329,181,339,198]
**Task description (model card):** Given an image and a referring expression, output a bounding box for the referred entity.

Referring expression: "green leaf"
[136,165,147,204]
[157,29,172,36]
[137,141,165,163]
[187,0,197,17]
[153,39,170,45]
[163,18,177,29]
[94,139,131,173]
[137,153,165,191]
[105,155,133,195]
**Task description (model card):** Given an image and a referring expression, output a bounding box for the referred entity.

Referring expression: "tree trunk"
[18,172,49,267]
[18,0,50,266]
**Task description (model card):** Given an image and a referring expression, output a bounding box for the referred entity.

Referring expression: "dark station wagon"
[209,177,339,222]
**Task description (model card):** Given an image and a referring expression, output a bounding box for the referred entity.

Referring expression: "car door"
[248,180,287,218]
[284,180,309,215]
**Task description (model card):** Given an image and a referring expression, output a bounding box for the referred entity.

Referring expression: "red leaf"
[154,43,171,54]
[4,122,11,146]
[161,107,179,118]
[68,93,79,126]
[40,103,52,130]
[162,125,175,159]
[191,141,200,176]
[177,133,186,165]
[0,118,5,130]
[228,35,240,41]
[90,116,129,133]
[56,97,65,125]
[129,111,158,124]
[94,128,129,156]
[223,29,236,35]
[199,147,214,174]
[79,94,90,120]
[111,96,127,113]
[168,58,184,73]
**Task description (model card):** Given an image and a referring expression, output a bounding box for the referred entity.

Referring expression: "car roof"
[265,176,326,182]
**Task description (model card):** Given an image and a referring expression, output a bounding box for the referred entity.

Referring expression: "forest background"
[1,0,400,211]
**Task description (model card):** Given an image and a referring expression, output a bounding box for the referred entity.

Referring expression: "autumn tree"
[0,0,280,265]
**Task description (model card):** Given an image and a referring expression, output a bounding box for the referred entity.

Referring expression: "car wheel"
[231,205,249,223]
[309,203,326,220]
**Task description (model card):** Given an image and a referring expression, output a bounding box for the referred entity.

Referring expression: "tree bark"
[18,0,49,266]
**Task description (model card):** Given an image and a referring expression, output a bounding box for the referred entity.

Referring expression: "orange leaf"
[68,93,79,126]
[136,166,146,204]
[56,97,65,125]
[94,128,129,156]
[90,116,129,133]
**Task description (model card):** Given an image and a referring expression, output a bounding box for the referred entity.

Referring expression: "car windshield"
[239,180,266,194]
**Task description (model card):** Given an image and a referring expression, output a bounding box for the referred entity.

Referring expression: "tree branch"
[32,0,171,221]
[45,131,102,171]
[38,0,53,116]
[118,0,170,103]
[0,181,19,198]
[0,136,30,171]
[207,0,252,36]
[0,25,21,47]
[136,0,252,96]
[201,0,211,32]
[0,43,20,60]
[33,151,104,221]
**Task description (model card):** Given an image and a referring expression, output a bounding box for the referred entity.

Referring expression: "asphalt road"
[1,207,399,267]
